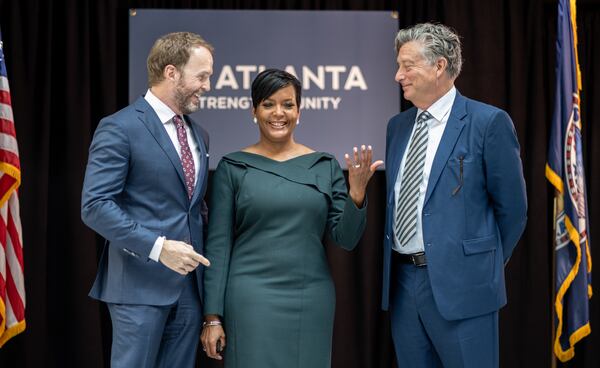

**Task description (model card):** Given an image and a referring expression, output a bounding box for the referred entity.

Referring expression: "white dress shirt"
[393,87,456,254]
[144,89,201,261]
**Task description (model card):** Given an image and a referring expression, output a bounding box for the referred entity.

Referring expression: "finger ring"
[353,164,361,168]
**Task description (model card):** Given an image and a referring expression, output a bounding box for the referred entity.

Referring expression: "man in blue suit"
[81,32,214,367]
[382,23,527,367]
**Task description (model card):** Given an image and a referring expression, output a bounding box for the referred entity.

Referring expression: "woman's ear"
[251,108,257,124]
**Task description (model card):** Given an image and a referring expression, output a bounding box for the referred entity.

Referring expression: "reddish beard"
[174,82,200,115]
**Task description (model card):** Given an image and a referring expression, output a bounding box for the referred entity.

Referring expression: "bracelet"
[203,320,222,327]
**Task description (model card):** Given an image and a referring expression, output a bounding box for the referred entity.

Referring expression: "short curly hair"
[395,23,463,79]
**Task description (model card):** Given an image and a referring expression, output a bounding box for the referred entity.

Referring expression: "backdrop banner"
[129,9,399,169]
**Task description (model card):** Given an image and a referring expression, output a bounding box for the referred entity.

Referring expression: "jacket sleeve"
[81,116,159,258]
[483,110,528,261]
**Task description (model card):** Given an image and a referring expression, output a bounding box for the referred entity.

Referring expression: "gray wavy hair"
[395,23,463,79]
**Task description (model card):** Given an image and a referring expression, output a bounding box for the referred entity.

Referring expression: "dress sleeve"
[326,159,367,251]
[203,160,237,316]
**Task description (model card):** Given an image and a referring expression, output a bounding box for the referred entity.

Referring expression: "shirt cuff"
[149,236,165,262]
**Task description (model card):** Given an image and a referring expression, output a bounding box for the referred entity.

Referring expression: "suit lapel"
[423,93,467,206]
[188,118,208,205]
[387,109,417,204]
[134,98,187,190]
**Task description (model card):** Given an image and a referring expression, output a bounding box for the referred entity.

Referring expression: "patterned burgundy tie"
[173,115,196,199]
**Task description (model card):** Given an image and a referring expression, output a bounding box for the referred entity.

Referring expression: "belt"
[393,251,427,267]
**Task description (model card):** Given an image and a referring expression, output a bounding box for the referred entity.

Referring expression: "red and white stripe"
[0,71,25,347]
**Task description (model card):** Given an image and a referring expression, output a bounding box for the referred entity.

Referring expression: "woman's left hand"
[344,145,384,207]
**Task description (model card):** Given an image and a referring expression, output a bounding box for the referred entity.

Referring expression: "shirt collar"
[417,86,456,125]
[144,89,178,125]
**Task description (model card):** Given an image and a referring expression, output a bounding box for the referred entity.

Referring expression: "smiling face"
[173,46,213,114]
[253,84,300,145]
[395,41,442,110]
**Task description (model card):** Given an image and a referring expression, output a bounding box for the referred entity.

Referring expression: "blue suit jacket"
[382,91,527,320]
[81,96,210,306]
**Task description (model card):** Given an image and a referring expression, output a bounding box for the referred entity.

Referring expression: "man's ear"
[164,64,178,82]
[436,57,448,78]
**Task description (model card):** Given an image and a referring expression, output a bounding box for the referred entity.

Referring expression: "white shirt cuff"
[149,236,165,262]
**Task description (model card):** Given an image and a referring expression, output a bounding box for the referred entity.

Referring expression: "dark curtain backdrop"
[0,0,598,367]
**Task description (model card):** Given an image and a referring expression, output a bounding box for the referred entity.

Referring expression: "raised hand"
[344,145,384,207]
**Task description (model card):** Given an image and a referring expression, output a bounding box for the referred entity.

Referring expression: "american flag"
[0,29,25,348]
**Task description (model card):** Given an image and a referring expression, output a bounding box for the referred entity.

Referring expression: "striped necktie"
[173,115,196,199]
[395,111,432,246]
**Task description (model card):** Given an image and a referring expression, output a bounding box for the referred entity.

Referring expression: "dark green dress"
[203,151,366,368]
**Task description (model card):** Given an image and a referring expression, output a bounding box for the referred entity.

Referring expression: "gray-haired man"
[381,23,527,368]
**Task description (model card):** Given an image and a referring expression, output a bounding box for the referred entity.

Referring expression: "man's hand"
[159,240,210,275]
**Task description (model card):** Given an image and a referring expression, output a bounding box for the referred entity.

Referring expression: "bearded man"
[82,32,214,368]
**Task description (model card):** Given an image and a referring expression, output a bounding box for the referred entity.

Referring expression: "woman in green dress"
[201,69,383,367]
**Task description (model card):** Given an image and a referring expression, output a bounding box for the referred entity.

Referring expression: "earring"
[296,119,300,125]
[253,117,257,124]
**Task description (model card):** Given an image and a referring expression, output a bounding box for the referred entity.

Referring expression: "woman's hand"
[344,145,384,207]
[200,317,226,360]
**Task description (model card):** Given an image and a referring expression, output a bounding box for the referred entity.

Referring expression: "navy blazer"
[82,97,210,306]
[382,91,527,320]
